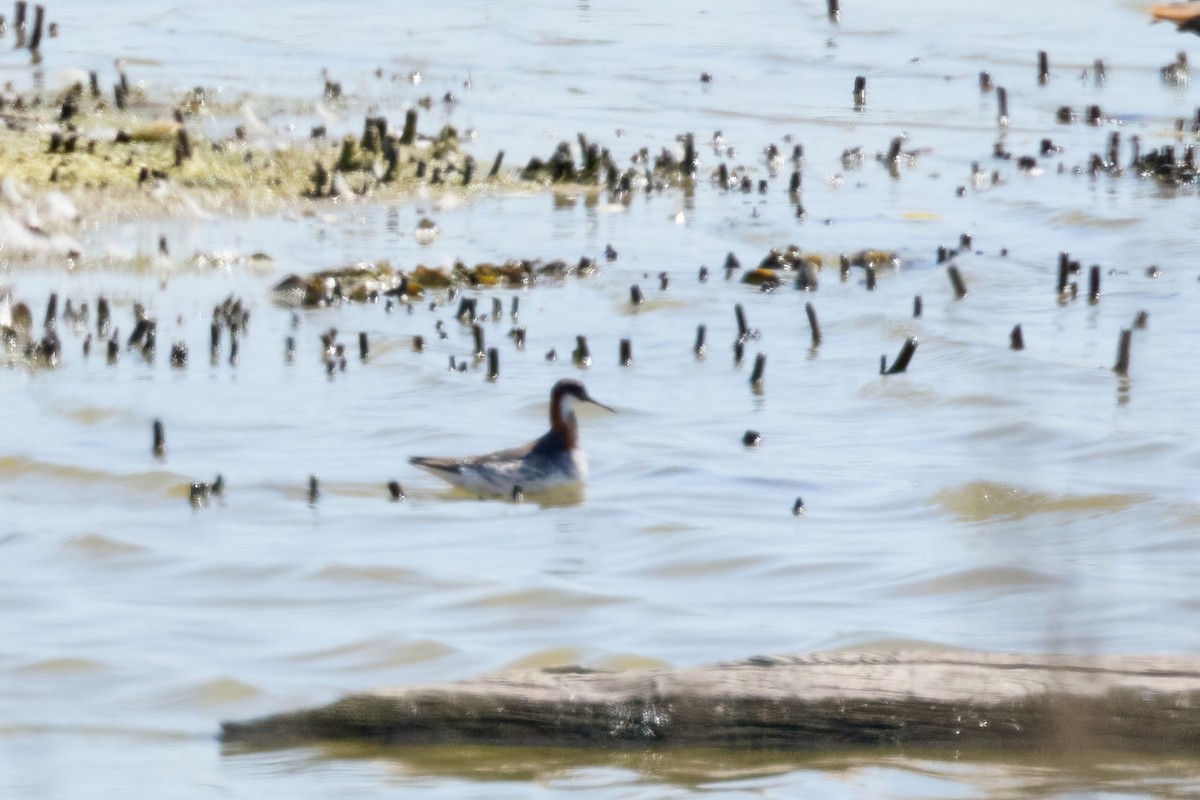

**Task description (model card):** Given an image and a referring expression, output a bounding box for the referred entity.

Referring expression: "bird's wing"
[409,439,540,494]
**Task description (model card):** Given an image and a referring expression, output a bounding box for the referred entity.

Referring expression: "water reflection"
[222,742,1200,798]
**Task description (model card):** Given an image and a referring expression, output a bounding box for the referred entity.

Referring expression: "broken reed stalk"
[28,3,43,51]
[795,262,816,290]
[115,73,129,110]
[188,482,210,508]
[97,297,111,337]
[882,337,919,375]
[1113,328,1131,374]
[44,292,56,331]
[174,127,191,165]
[947,265,968,299]
[1037,50,1049,85]
[886,137,902,163]
[619,339,632,367]
[472,324,485,358]
[1057,252,1070,295]
[358,332,369,361]
[694,324,707,357]
[805,302,821,346]
[488,150,504,178]
[734,304,748,340]
[749,353,765,389]
[14,0,25,47]
[913,295,923,318]
[487,347,499,381]
[724,252,740,280]
[456,296,477,323]
[400,109,417,146]
[152,419,166,458]
[143,325,157,359]
[572,335,591,366]
[1088,265,1101,302]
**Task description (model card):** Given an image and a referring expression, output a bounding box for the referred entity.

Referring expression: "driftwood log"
[1151,2,1200,32]
[221,649,1200,752]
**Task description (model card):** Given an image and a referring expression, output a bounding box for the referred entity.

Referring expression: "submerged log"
[221,649,1200,751]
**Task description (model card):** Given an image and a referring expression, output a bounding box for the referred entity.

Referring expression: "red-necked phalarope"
[409,379,614,496]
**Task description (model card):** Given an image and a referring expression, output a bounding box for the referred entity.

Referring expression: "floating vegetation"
[850,249,902,269]
[271,263,401,307]
[270,256,598,308]
[1131,145,1198,185]
[520,133,625,185]
[5,51,1200,260]
[520,132,707,189]
[0,79,520,228]
[739,246,899,290]
[0,289,61,367]
[740,246,824,289]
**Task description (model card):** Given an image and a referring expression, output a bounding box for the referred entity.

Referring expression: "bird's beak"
[585,394,616,413]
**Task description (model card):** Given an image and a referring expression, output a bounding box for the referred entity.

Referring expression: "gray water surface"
[4,0,1200,797]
